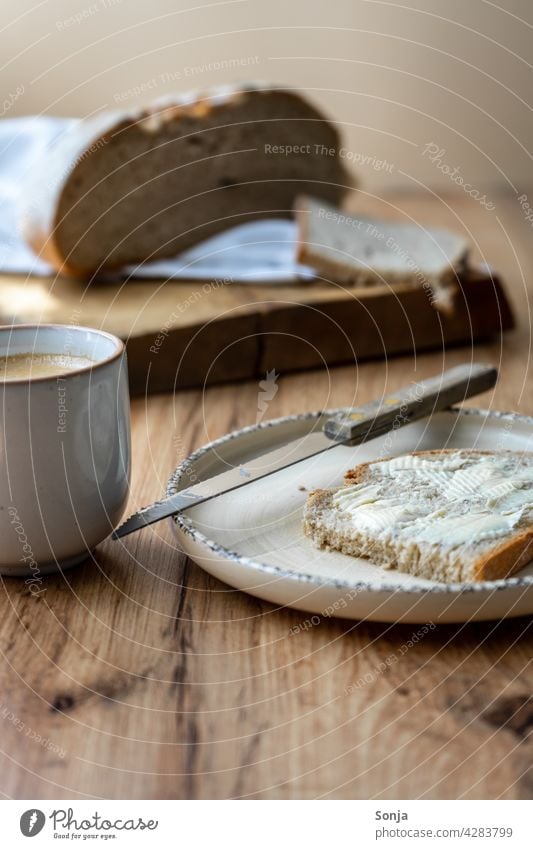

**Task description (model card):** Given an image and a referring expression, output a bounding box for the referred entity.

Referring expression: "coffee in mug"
[0,324,131,577]
[0,352,96,381]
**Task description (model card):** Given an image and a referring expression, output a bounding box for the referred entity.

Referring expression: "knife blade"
[112,362,498,539]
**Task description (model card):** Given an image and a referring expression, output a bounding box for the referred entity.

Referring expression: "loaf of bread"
[295,195,469,311]
[21,84,351,277]
[303,450,533,582]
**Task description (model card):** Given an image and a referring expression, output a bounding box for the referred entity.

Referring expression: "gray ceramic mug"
[0,324,131,578]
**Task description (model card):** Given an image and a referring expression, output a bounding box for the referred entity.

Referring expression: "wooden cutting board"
[0,268,513,395]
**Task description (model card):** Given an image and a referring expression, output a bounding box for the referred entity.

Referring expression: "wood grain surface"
[1,189,532,800]
[0,225,512,395]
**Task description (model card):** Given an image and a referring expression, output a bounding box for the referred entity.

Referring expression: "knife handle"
[324,363,498,444]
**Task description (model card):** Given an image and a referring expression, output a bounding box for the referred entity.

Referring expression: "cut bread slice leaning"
[21,84,351,277]
[303,450,533,583]
[295,195,469,312]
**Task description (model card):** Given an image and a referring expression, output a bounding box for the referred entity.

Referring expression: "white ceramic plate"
[168,408,533,623]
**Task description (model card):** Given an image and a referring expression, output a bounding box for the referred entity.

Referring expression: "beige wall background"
[1,0,532,192]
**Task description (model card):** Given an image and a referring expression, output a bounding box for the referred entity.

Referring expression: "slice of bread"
[295,195,469,312]
[21,84,351,277]
[303,450,533,583]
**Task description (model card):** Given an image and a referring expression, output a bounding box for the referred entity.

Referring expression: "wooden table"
[1,189,532,800]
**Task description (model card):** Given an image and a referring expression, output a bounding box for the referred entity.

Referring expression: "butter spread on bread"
[303,450,533,582]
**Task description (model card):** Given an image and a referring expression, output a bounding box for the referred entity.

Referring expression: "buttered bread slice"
[303,450,533,582]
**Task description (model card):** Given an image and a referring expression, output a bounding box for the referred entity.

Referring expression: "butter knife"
[112,362,497,539]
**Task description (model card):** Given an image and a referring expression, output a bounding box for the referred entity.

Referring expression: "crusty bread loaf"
[295,195,469,311]
[21,84,351,277]
[303,449,533,583]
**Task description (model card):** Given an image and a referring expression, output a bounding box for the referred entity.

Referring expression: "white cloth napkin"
[0,116,313,283]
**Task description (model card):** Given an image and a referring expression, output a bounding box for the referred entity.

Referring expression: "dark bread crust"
[472,530,533,581]
[23,85,352,277]
[307,449,533,582]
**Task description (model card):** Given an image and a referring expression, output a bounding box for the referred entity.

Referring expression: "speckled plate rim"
[167,406,533,596]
